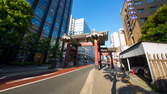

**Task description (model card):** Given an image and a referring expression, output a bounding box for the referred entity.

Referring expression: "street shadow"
[153,79,167,93]
[103,66,112,73]
[103,67,156,94]
[118,85,156,94]
[117,72,130,84]
[104,70,117,94]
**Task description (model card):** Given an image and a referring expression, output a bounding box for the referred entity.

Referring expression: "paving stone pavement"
[92,67,157,94]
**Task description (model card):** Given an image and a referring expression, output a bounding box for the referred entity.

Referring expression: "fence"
[147,53,167,91]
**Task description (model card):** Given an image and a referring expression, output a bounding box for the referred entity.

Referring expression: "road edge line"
[0,65,93,92]
[80,68,95,94]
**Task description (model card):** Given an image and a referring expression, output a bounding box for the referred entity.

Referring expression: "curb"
[0,64,92,92]
[0,69,56,83]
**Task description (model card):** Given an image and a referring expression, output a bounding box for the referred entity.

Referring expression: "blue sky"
[72,0,124,47]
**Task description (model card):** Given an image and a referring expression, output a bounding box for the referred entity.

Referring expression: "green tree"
[37,38,50,53]
[18,32,37,61]
[0,0,33,63]
[141,5,167,43]
[0,0,33,46]
[18,32,51,63]
[48,42,62,68]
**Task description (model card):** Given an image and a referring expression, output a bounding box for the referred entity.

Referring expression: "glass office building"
[27,0,73,46]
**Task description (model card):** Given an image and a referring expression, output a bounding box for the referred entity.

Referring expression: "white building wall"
[110,28,128,51]
[68,17,93,62]
[110,28,128,67]
[68,17,90,35]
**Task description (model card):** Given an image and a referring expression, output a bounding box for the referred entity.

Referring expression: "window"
[140,18,147,23]
[146,0,154,3]
[127,2,133,6]
[52,25,59,38]
[131,15,137,20]
[128,7,135,11]
[52,30,58,38]
[38,0,48,7]
[43,24,51,33]
[150,6,157,11]
[140,18,145,23]
[134,0,143,6]
[137,8,144,13]
[129,11,136,15]
[55,22,60,28]
[34,7,45,18]
[46,15,53,24]
[32,18,41,27]
[43,24,51,37]
[27,0,34,5]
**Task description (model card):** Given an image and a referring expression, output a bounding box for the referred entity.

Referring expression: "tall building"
[68,17,94,62]
[121,0,167,46]
[27,0,73,46]
[110,28,127,51]
[110,28,128,67]
[68,17,91,35]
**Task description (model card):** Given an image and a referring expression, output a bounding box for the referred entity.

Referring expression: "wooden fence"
[147,53,167,91]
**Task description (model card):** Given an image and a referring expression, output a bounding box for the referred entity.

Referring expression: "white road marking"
[0,65,93,92]
[0,76,7,80]
[41,72,56,76]
[80,69,95,94]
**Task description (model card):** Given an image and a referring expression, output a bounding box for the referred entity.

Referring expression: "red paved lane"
[0,65,91,91]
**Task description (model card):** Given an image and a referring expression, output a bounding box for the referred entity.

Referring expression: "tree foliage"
[141,5,167,43]
[18,32,51,61]
[0,0,33,46]
[49,41,62,59]
[37,38,50,53]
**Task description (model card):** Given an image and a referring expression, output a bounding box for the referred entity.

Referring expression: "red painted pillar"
[110,52,114,69]
[73,46,78,66]
[94,40,99,65]
[98,46,102,68]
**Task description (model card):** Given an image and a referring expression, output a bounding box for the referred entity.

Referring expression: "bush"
[14,62,35,66]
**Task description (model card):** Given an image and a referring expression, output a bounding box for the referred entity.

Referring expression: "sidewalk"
[0,65,50,74]
[0,65,59,83]
[91,67,157,94]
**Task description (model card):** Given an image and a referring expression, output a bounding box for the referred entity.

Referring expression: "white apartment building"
[68,16,94,63]
[110,28,128,67]
[110,28,127,51]
[68,17,91,35]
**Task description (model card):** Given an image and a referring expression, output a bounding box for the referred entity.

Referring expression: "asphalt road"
[1,65,94,94]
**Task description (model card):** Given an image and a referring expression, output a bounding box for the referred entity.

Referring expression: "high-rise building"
[68,17,94,62]
[68,17,91,35]
[110,28,127,51]
[121,0,167,46]
[27,0,73,46]
[110,28,128,67]
[110,28,128,51]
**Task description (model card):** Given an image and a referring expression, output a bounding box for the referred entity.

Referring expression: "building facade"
[68,17,91,35]
[110,28,127,51]
[27,0,73,46]
[121,0,167,46]
[110,28,128,67]
[68,17,94,62]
